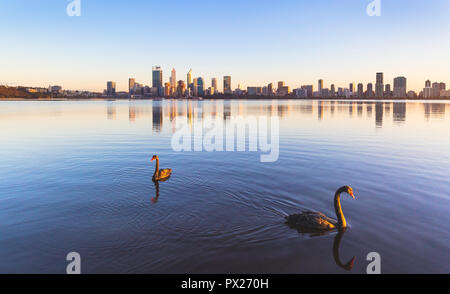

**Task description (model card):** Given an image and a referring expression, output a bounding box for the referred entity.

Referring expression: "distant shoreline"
[1,97,450,102]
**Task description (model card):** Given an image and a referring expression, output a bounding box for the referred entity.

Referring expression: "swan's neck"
[154,158,160,178]
[334,190,347,228]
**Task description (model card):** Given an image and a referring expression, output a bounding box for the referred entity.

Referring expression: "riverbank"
[1,97,450,101]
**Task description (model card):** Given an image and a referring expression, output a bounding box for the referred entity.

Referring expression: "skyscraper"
[193,78,198,96]
[187,69,192,86]
[318,79,324,94]
[424,80,432,98]
[330,84,336,96]
[432,82,441,97]
[197,77,204,97]
[129,78,135,95]
[376,72,384,98]
[367,83,374,97]
[349,83,355,94]
[268,83,274,96]
[212,78,217,91]
[107,81,116,97]
[152,66,163,96]
[357,83,364,97]
[393,77,407,98]
[224,76,232,94]
[171,68,177,94]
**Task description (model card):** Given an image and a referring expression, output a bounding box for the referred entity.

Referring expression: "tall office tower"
[349,83,355,94]
[107,81,116,97]
[330,84,336,96]
[171,68,177,93]
[432,82,441,97]
[318,79,324,94]
[177,80,186,97]
[193,78,198,96]
[129,78,135,95]
[268,83,274,96]
[197,77,204,97]
[164,82,171,97]
[367,83,374,97]
[423,80,432,98]
[301,85,314,98]
[440,82,446,91]
[187,69,192,86]
[224,76,232,94]
[357,83,364,97]
[376,72,384,98]
[393,77,407,98]
[152,66,163,96]
[385,84,392,97]
[278,81,285,89]
[212,78,217,91]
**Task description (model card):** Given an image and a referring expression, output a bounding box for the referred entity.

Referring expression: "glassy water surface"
[0,100,449,273]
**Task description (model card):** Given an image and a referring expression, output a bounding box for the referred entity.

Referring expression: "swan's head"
[151,155,158,162]
[343,186,355,199]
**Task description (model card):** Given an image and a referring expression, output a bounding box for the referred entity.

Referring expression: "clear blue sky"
[1,0,449,92]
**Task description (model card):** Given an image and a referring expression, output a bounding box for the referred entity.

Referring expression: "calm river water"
[0,100,449,273]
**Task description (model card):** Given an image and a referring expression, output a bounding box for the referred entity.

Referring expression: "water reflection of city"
[106,100,448,132]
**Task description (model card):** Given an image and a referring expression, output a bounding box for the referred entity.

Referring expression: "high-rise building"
[330,84,336,96]
[385,84,392,97]
[268,83,274,96]
[212,78,217,92]
[193,78,198,96]
[349,83,355,95]
[187,69,192,86]
[171,69,177,93]
[278,81,285,89]
[129,78,135,95]
[432,82,441,97]
[164,82,171,97]
[197,77,204,97]
[367,83,374,97]
[424,80,432,98]
[224,76,232,94]
[301,85,313,98]
[376,72,384,98]
[107,81,116,97]
[393,77,407,98]
[152,66,163,96]
[177,80,186,97]
[357,83,364,97]
[318,79,324,94]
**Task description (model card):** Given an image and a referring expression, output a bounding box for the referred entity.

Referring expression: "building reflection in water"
[113,100,449,136]
[357,102,363,117]
[375,102,383,128]
[317,101,323,120]
[152,101,163,132]
[367,103,373,118]
[393,103,406,124]
[424,103,446,121]
[107,102,116,120]
[223,100,231,121]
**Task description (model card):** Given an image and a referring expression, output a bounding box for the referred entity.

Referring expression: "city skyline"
[1,0,450,92]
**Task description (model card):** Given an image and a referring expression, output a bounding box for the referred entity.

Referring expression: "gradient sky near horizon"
[1,0,449,92]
